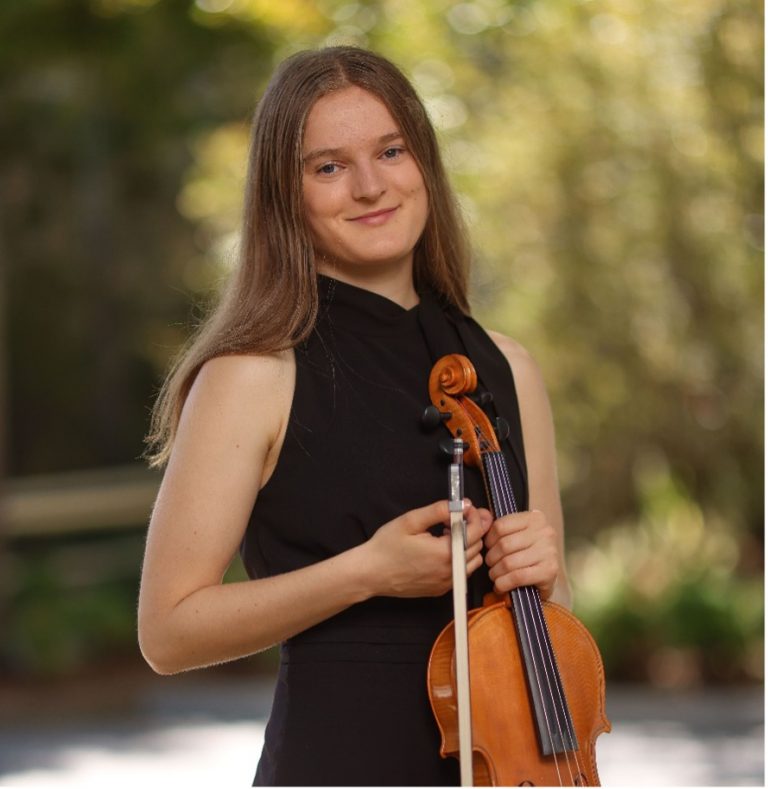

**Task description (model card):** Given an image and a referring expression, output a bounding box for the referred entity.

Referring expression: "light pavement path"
[0,677,762,787]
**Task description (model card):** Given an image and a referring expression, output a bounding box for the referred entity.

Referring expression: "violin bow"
[448,438,473,787]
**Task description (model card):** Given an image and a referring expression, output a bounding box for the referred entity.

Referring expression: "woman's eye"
[317,162,339,175]
[382,147,404,160]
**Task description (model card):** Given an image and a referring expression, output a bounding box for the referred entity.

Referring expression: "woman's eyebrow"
[303,131,404,163]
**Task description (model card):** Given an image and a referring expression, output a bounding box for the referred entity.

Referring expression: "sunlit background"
[0,0,763,785]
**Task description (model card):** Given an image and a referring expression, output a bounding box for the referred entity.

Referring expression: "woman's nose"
[351,162,386,201]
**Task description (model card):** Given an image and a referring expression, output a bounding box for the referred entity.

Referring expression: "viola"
[425,354,610,786]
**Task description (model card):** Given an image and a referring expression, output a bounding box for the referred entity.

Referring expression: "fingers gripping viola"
[366,500,491,598]
[484,509,560,599]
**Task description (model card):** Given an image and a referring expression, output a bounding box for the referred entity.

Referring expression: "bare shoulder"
[486,329,546,395]
[190,351,294,399]
[178,350,295,460]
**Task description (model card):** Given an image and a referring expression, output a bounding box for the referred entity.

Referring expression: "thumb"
[402,500,452,535]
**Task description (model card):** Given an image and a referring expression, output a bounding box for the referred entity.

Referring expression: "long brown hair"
[145,46,471,467]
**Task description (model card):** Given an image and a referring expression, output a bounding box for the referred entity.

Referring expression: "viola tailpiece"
[425,354,611,787]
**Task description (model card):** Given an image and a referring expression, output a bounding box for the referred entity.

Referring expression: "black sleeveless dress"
[241,275,528,786]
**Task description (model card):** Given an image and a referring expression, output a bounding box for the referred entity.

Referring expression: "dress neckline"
[317,274,423,336]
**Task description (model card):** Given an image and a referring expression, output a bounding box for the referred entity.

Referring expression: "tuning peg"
[421,405,452,431]
[470,391,494,408]
[495,417,510,441]
[439,438,469,456]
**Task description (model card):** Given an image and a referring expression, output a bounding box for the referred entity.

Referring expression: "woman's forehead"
[303,86,400,153]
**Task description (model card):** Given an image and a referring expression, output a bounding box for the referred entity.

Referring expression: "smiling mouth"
[348,206,398,223]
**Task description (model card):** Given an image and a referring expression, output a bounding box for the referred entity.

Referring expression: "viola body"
[428,598,610,786]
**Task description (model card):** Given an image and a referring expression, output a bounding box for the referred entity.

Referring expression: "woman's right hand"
[363,500,492,598]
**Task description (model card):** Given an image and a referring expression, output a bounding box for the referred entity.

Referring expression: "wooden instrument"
[426,354,610,786]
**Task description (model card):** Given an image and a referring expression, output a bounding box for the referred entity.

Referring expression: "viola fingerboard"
[481,450,578,757]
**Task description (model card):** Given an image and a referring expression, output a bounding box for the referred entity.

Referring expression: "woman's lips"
[348,206,398,226]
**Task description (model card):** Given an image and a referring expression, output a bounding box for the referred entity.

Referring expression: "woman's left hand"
[484,509,560,600]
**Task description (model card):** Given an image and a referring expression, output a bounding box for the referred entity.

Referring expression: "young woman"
[138,46,570,786]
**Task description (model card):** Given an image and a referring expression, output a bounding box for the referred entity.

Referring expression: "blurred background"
[0,0,763,785]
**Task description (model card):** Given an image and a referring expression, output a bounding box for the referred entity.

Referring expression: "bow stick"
[448,438,473,787]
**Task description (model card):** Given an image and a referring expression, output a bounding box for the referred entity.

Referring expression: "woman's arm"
[138,353,490,675]
[484,332,572,609]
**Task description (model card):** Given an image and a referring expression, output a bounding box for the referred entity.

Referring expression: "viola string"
[484,452,564,785]
[528,588,587,782]
[521,586,576,785]
[522,584,582,784]
[490,454,575,785]
[492,447,582,782]
[457,399,581,785]
[524,582,578,750]
[490,497,561,783]
[488,450,585,785]
[528,580,583,768]
[490,448,578,780]
[514,584,570,764]
[493,454,580,783]
[489,440,582,777]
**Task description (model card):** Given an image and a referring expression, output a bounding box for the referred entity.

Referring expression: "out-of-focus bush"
[571,451,763,685]
[4,531,146,675]
[3,529,272,677]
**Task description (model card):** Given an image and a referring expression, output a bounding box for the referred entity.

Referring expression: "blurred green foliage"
[571,450,763,683]
[4,531,145,674]
[1,0,762,684]
[3,530,275,677]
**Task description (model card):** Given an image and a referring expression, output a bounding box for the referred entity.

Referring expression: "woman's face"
[301,86,429,280]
